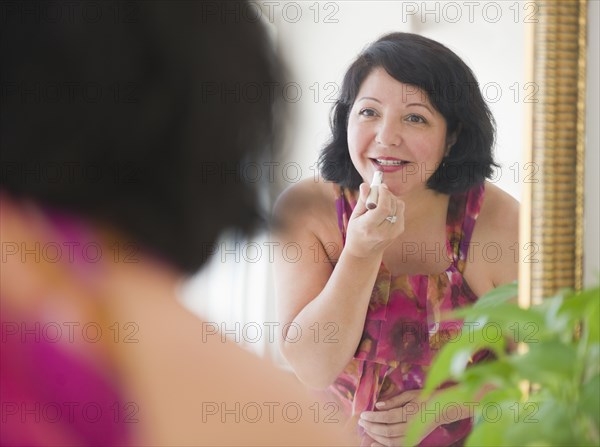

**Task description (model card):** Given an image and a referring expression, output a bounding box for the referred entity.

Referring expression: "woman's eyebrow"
[356,96,381,103]
[407,103,434,113]
[356,98,435,115]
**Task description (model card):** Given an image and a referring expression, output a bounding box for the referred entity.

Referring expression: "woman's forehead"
[357,68,432,106]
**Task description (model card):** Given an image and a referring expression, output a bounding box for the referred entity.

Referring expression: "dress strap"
[446,183,485,273]
[334,185,356,245]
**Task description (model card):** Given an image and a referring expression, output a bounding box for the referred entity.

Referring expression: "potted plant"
[406,281,600,446]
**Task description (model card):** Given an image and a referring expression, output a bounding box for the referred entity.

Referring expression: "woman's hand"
[358,389,469,447]
[344,182,405,259]
[358,390,430,447]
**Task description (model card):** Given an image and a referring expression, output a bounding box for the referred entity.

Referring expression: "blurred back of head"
[0,1,282,273]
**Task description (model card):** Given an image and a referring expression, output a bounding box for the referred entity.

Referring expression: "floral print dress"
[329,182,487,446]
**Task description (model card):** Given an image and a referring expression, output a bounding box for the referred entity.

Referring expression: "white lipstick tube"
[366,171,383,210]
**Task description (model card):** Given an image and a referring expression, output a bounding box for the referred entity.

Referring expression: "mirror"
[181,0,588,358]
[263,0,587,308]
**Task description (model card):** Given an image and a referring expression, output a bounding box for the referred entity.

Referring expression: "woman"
[274,32,519,446]
[0,2,351,445]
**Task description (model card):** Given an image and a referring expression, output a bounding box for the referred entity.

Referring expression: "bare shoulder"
[466,182,520,294]
[273,177,340,237]
[477,182,520,239]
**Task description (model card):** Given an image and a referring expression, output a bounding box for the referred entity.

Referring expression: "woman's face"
[347,67,453,196]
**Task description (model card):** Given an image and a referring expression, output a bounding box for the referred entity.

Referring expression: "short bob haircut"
[0,1,282,274]
[319,32,498,194]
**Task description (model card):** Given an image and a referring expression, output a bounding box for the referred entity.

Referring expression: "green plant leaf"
[451,303,547,344]
[404,386,476,446]
[510,341,577,387]
[569,287,600,345]
[588,299,600,344]
[466,414,512,446]
[472,281,518,309]
[461,360,517,390]
[539,295,574,338]
[579,373,600,430]
[504,399,598,446]
[558,286,600,319]
[423,328,506,394]
[467,401,522,446]
[584,344,600,383]
[475,387,522,419]
[505,402,568,445]
[420,282,600,445]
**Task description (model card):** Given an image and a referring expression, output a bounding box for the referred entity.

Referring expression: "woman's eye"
[407,114,426,124]
[359,108,377,117]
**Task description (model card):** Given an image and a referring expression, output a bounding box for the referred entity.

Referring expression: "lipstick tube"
[366,171,383,210]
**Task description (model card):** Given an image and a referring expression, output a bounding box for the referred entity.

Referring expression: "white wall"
[408,3,526,201]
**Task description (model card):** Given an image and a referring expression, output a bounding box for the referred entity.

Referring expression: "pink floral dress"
[329,183,488,446]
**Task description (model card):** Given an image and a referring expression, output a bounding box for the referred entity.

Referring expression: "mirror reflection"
[272,26,520,446]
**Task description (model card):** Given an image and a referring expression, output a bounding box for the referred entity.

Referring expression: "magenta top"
[330,183,488,446]
[0,201,134,446]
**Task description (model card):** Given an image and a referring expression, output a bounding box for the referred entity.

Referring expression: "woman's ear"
[445,123,462,156]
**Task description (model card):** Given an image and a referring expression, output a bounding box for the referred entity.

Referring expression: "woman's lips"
[370,158,411,172]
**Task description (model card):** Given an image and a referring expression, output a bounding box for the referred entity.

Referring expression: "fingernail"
[375,402,385,408]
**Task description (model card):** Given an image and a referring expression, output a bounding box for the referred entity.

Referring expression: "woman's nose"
[375,118,402,147]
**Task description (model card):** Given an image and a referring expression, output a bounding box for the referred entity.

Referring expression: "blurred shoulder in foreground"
[0,1,354,445]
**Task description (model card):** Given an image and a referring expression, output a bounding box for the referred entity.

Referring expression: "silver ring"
[385,215,397,224]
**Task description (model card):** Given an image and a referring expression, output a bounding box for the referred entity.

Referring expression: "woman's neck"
[394,187,450,230]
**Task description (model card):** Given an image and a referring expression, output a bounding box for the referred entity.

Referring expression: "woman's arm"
[273,179,404,388]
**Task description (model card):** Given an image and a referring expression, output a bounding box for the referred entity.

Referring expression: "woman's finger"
[359,418,405,437]
[361,407,406,424]
[375,390,419,410]
[370,184,398,225]
[351,182,370,219]
[362,428,405,447]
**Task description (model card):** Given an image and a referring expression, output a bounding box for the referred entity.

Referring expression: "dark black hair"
[319,32,498,193]
[0,1,282,274]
